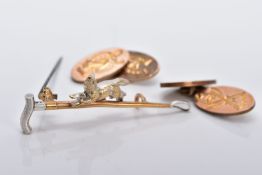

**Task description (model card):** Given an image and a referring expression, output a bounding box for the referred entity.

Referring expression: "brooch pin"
[21,58,190,135]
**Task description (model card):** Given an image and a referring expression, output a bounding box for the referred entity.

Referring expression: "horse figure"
[70,74,129,106]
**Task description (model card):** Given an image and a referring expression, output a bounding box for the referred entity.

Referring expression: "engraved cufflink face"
[71,49,160,83]
[160,80,255,116]
[118,51,159,83]
[71,48,130,83]
[195,86,255,116]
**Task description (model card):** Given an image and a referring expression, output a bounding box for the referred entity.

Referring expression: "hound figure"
[70,74,129,106]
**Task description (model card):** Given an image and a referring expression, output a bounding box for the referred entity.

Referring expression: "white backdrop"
[0,0,261,175]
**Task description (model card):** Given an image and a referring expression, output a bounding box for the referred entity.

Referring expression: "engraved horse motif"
[70,74,129,106]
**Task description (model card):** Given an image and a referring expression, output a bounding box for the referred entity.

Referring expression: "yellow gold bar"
[45,101,170,110]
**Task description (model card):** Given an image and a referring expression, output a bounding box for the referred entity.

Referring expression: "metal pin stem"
[38,57,63,97]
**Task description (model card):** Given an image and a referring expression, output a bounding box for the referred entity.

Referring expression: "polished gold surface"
[45,100,171,110]
[161,80,216,96]
[119,51,159,82]
[71,48,129,83]
[38,87,57,101]
[195,86,255,116]
[160,80,216,88]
